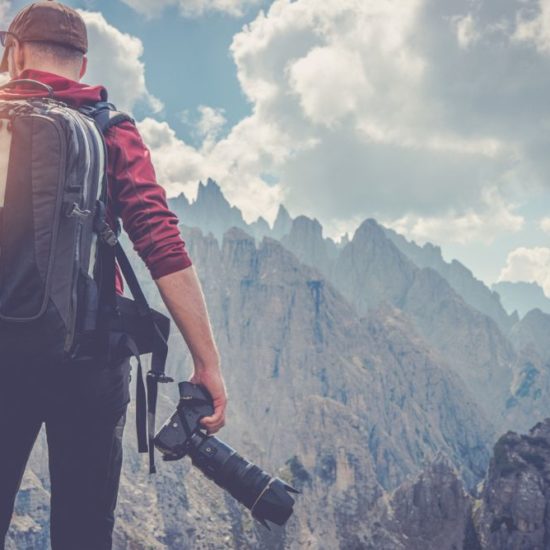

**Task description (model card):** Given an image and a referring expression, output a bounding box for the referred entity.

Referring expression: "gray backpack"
[0,79,171,472]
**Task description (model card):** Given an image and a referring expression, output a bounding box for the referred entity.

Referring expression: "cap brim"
[0,47,8,72]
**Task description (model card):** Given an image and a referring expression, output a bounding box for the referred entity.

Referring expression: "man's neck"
[17,65,80,82]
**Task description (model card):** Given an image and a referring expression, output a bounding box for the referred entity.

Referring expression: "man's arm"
[105,122,227,434]
[155,266,227,434]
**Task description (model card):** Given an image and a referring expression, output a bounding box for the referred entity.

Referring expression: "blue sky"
[3,0,550,293]
[10,0,266,142]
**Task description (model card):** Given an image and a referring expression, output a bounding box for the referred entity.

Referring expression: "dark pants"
[0,344,131,550]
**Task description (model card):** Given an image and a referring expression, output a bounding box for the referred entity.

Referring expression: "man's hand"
[155,266,228,434]
[188,364,228,434]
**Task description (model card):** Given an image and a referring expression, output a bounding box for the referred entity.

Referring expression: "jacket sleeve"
[104,120,193,280]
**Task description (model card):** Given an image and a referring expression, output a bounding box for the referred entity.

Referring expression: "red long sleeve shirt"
[0,69,193,294]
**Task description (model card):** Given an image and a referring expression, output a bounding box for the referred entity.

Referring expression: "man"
[0,2,227,549]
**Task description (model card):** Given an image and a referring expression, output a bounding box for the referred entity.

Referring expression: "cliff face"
[313,219,545,433]
[7,225,492,549]
[384,226,513,333]
[509,308,550,364]
[366,457,477,550]
[475,419,550,550]
[359,419,550,550]
[6,181,550,549]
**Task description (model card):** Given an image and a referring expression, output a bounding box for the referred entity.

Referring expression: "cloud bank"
[129,0,550,245]
[79,10,163,114]
[499,247,550,295]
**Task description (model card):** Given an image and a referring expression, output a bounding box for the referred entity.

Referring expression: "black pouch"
[110,295,170,360]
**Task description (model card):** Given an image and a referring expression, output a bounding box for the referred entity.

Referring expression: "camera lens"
[190,433,297,527]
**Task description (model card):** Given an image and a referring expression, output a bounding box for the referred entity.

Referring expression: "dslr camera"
[154,382,298,528]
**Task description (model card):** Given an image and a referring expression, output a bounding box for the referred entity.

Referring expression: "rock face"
[384,227,513,333]
[168,178,250,242]
[307,218,546,433]
[272,205,293,240]
[367,457,477,550]
[493,281,550,319]
[7,225,493,549]
[168,179,294,245]
[510,308,550,364]
[281,216,338,276]
[362,418,550,550]
[475,419,550,550]
[6,181,550,549]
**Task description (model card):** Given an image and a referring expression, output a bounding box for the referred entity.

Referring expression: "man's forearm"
[155,266,220,370]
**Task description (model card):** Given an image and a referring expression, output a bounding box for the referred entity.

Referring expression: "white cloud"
[452,14,480,49]
[137,116,285,222]
[288,46,371,128]
[384,188,524,246]
[514,0,550,53]
[79,10,162,114]
[196,105,227,146]
[120,0,550,250]
[498,247,550,295]
[120,0,261,18]
[541,217,550,233]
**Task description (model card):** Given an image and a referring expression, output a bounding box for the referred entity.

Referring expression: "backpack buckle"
[93,200,118,246]
[98,223,118,247]
[65,202,92,220]
[147,371,174,384]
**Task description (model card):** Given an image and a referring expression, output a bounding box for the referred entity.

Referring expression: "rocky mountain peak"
[352,218,386,244]
[272,204,293,239]
[196,178,230,207]
[172,191,190,208]
[289,215,323,240]
[509,308,550,363]
[383,225,513,333]
[368,454,475,550]
[474,418,550,549]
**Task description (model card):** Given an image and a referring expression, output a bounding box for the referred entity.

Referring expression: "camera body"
[154,382,298,528]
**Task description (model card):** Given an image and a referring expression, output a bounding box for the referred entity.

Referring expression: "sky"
[2,0,550,293]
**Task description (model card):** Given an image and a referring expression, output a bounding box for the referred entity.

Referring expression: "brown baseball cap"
[0,1,88,72]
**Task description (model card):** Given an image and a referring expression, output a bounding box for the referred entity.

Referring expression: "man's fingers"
[200,405,226,434]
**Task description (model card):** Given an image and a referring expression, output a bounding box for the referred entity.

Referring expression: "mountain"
[364,457,478,550]
[384,227,514,333]
[168,178,250,242]
[168,178,289,244]
[280,215,339,276]
[509,308,550,364]
[492,281,550,318]
[271,205,293,240]
[359,417,550,550]
[7,179,550,549]
[171,184,550,440]
[474,418,550,549]
[287,218,545,432]
[7,225,493,549]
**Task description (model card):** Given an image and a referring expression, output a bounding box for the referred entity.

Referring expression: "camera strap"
[115,243,173,474]
[90,102,173,474]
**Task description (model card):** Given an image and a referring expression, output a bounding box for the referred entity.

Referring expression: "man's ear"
[8,40,25,78]
[79,55,87,80]
[14,41,26,75]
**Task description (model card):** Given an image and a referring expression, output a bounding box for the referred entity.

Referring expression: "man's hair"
[23,40,84,68]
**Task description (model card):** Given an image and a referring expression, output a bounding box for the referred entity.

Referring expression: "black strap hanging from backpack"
[85,101,173,474]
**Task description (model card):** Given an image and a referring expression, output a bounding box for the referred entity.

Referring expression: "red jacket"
[0,68,193,294]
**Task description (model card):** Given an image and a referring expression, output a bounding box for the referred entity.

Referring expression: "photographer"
[0,2,227,549]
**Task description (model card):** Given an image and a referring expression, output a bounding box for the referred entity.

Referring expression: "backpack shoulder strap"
[86,100,172,475]
[80,101,135,134]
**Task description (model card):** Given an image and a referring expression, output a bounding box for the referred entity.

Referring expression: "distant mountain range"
[8,178,550,549]
[492,280,550,318]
